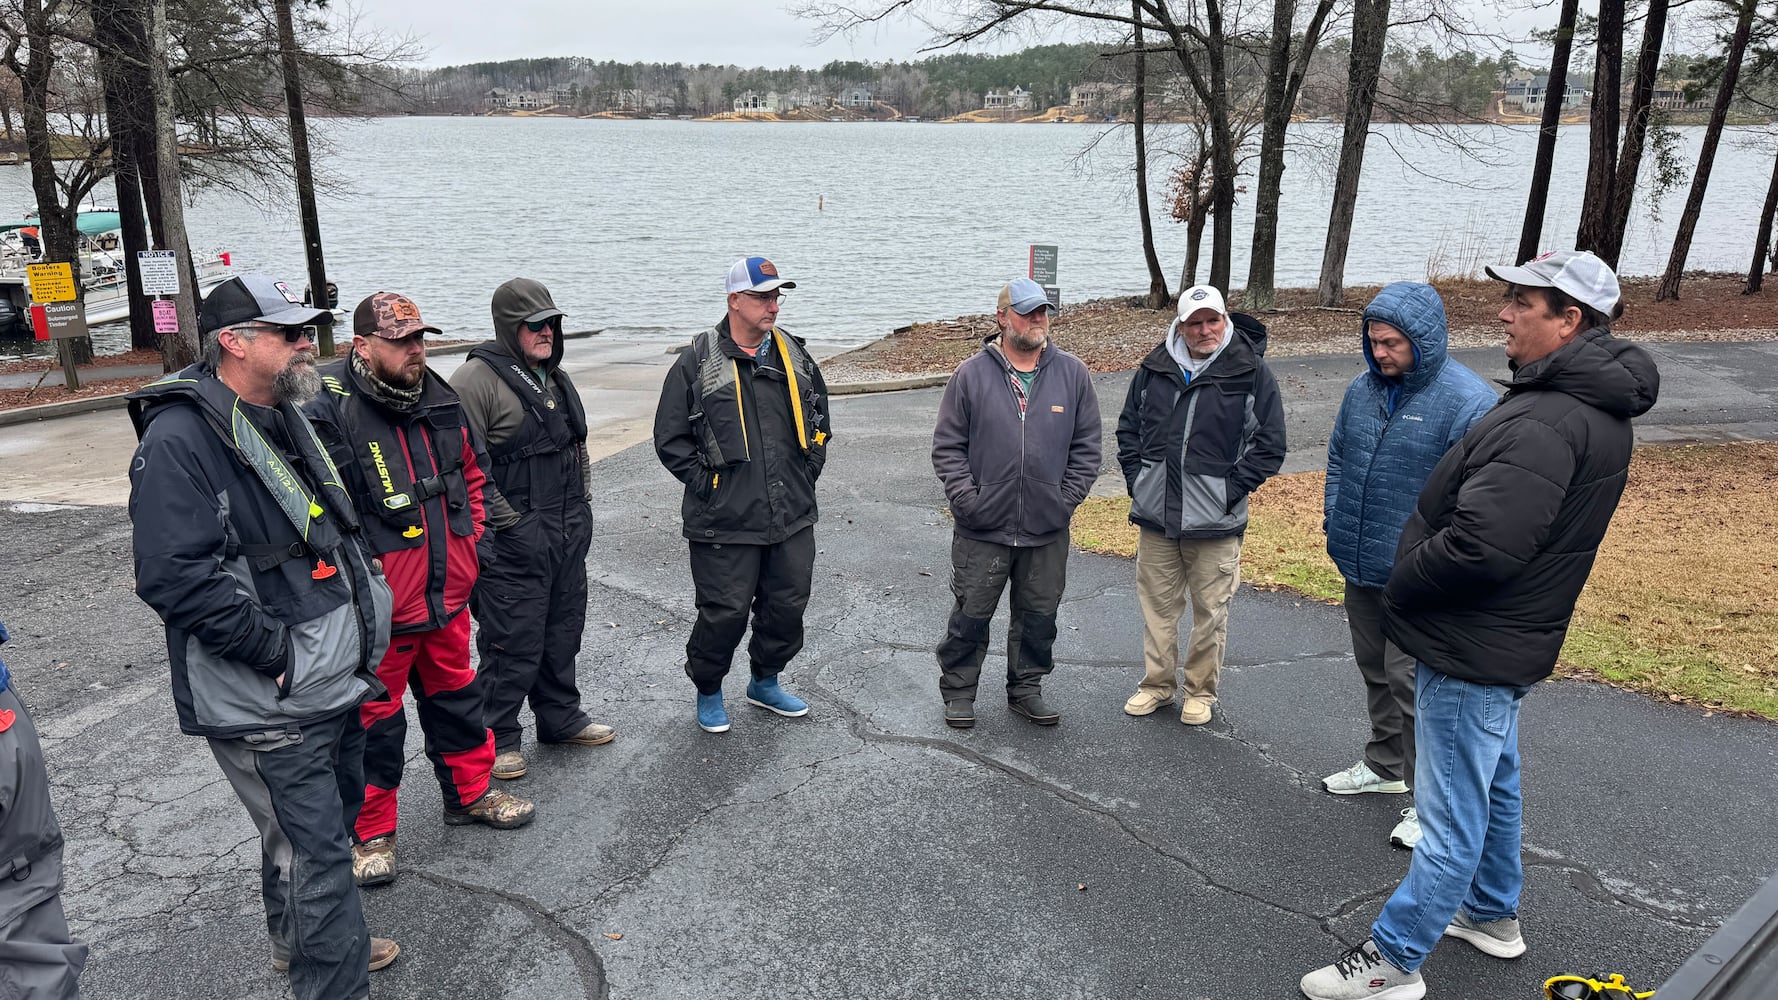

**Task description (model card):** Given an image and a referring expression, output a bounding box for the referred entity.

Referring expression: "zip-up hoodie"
[1116,313,1286,539]
[932,340,1102,547]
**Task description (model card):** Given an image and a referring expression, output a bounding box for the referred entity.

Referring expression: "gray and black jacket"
[654,319,832,545]
[127,367,392,740]
[931,341,1102,547]
[1116,315,1287,539]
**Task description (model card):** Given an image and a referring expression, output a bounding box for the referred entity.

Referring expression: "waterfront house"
[1069,82,1134,114]
[837,87,875,109]
[983,86,1034,112]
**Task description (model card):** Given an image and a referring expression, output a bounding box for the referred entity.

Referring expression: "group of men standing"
[0,241,1652,1000]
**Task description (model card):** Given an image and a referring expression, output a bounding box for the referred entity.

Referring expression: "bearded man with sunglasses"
[654,257,833,734]
[128,275,399,998]
[451,278,616,782]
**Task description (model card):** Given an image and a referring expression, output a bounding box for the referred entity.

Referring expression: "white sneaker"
[1444,910,1526,958]
[1300,939,1425,999]
[1389,807,1421,849]
[1322,760,1409,795]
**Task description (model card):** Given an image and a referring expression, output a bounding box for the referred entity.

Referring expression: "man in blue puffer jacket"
[1321,282,1495,849]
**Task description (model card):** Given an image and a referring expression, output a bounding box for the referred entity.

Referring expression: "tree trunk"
[1744,147,1778,294]
[1204,0,1235,292]
[274,0,334,354]
[1133,6,1168,309]
[148,0,201,367]
[13,0,85,386]
[1600,0,1670,267]
[1316,0,1390,307]
[1517,0,1579,263]
[1576,0,1625,252]
[1246,0,1335,311]
[95,0,160,352]
[1657,0,1758,302]
[1183,204,1208,289]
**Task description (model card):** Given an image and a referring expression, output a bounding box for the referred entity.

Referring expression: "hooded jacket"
[1324,282,1497,589]
[1382,326,1661,687]
[1116,313,1286,539]
[931,340,1102,547]
[126,367,392,739]
[304,359,489,633]
[448,279,591,529]
[654,318,833,545]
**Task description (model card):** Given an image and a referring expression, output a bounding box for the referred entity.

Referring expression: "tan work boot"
[491,750,527,780]
[557,721,616,746]
[352,835,396,887]
[1123,690,1174,717]
[443,787,537,829]
[1180,696,1215,725]
[273,935,401,972]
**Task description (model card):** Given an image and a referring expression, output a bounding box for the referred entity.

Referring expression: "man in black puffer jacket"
[1301,250,1661,1000]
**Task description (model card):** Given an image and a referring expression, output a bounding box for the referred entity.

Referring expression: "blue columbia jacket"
[1324,282,1496,588]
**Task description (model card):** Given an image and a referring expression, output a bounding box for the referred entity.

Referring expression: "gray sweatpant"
[1346,582,1417,788]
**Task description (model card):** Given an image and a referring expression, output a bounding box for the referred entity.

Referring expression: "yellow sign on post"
[26,262,77,303]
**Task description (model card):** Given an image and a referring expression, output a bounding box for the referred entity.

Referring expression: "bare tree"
[1316,0,1389,307]
[1657,0,1759,301]
[1600,0,1672,267]
[1132,3,1167,308]
[1517,0,1580,263]
[1246,0,1336,310]
[1576,0,1625,252]
[1750,142,1778,294]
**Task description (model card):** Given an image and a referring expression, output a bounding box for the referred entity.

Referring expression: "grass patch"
[1071,443,1778,719]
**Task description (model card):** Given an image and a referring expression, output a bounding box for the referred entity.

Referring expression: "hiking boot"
[443,787,536,830]
[1123,690,1174,716]
[557,722,616,746]
[697,691,731,733]
[368,936,400,972]
[491,750,527,780]
[1179,696,1214,725]
[944,700,976,728]
[1009,694,1060,725]
[352,835,396,888]
[1299,939,1425,1000]
[1389,807,1422,850]
[273,936,401,973]
[1323,761,1409,796]
[745,677,810,717]
[1444,910,1526,959]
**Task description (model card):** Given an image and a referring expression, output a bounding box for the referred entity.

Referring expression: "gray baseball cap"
[1485,250,1621,317]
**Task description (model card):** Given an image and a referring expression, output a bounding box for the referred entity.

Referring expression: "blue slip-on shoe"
[745,677,809,718]
[696,691,730,733]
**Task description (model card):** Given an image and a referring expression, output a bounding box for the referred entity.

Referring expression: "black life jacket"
[689,325,824,467]
[466,345,588,509]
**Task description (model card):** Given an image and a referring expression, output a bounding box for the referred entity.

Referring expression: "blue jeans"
[1371,663,1532,973]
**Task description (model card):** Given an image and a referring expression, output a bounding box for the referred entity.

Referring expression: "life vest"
[466,345,588,507]
[690,325,825,467]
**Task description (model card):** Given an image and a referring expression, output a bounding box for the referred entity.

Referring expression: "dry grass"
[1071,443,1778,719]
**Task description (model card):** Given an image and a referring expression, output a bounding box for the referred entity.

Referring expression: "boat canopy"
[0,211,124,237]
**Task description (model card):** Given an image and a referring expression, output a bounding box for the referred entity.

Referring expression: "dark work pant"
[0,686,89,1000]
[937,534,1069,703]
[473,503,593,752]
[208,709,370,1000]
[357,611,495,841]
[684,526,816,695]
[1346,582,1417,788]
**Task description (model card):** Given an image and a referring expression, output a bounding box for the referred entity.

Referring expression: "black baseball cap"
[199,275,332,336]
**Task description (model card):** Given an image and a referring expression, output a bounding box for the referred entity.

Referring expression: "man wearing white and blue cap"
[654,257,833,734]
[931,277,1101,728]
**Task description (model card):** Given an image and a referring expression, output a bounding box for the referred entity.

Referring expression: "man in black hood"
[1301,250,1661,1000]
[449,278,616,782]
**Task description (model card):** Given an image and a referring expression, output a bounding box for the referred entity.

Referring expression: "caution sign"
[29,300,89,341]
[26,262,76,303]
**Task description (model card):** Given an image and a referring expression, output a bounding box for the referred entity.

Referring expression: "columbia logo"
[1401,414,1424,422]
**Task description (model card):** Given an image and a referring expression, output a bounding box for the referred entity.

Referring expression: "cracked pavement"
[2,359,1777,998]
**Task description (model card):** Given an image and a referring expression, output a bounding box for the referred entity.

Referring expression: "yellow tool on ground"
[1544,972,1658,999]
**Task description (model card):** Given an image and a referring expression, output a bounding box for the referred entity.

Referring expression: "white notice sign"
[138,250,180,295]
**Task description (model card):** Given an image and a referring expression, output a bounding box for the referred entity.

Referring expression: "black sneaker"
[943,700,976,728]
[1009,694,1060,725]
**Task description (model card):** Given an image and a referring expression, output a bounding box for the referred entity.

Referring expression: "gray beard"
[272,356,322,405]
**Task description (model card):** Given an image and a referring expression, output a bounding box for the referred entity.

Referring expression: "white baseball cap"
[725,256,797,294]
[1485,250,1620,316]
[1177,284,1227,321]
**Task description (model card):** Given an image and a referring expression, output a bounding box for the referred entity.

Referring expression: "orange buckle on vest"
[312,559,338,580]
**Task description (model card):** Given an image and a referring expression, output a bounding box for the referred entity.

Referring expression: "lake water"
[1,117,1771,358]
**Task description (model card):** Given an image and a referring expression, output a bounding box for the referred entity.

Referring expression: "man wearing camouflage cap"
[305,293,536,889]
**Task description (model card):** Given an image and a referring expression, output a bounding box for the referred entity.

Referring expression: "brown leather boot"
[443,787,536,829]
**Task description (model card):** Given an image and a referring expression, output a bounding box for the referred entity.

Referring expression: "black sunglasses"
[239,322,315,343]
[524,317,559,333]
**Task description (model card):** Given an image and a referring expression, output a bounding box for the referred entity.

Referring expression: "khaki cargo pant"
[1134,528,1242,700]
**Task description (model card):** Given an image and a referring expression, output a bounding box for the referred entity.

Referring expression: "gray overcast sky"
[358,2,1701,71]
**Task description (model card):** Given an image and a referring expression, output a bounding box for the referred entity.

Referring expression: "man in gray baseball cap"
[1300,248,1660,999]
